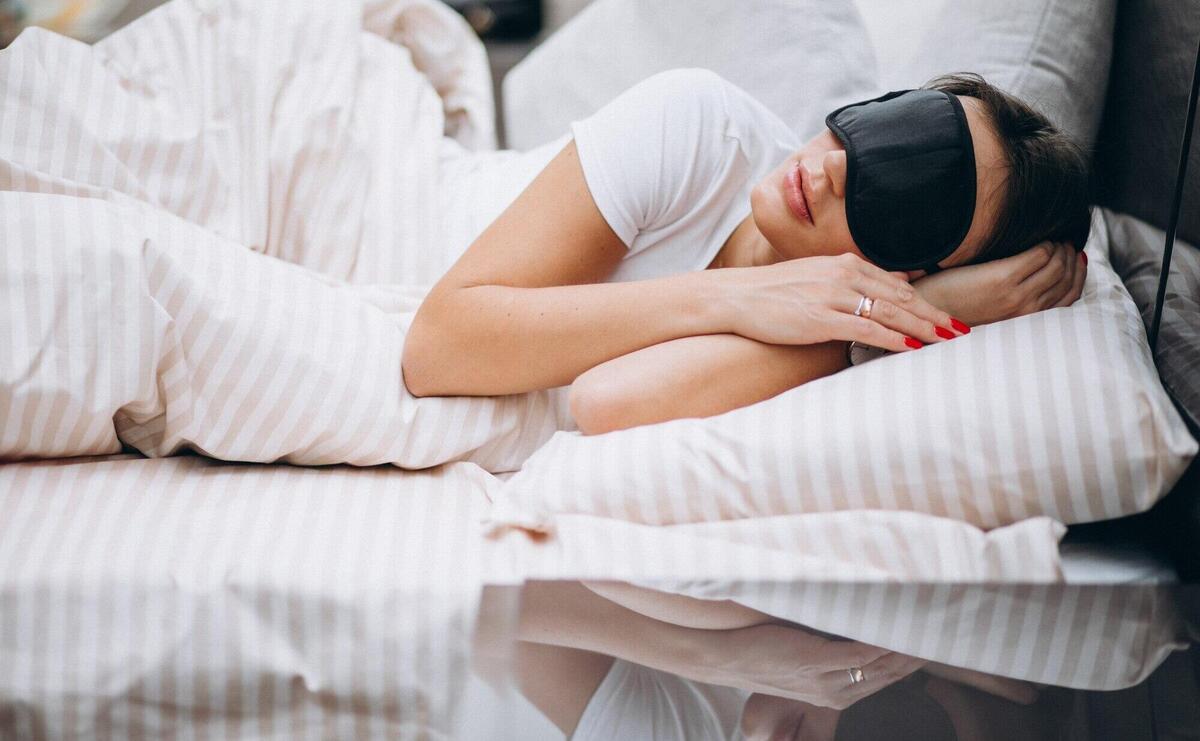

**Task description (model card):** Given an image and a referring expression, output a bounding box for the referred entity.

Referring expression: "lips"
[784,161,814,225]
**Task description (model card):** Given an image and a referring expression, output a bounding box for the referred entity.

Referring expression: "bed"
[1,0,1198,739]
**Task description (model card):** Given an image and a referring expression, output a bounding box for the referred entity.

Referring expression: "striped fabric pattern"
[649,581,1183,691]
[0,0,573,472]
[491,219,1199,531]
[0,455,494,740]
[0,456,1183,741]
[495,513,1186,690]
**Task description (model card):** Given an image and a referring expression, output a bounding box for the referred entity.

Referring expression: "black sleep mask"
[825,89,977,273]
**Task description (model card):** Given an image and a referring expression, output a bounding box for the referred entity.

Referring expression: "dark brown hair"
[924,73,1093,262]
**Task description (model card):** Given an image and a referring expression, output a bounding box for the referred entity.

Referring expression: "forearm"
[571,334,849,434]
[403,269,733,397]
[517,581,718,680]
[581,580,773,630]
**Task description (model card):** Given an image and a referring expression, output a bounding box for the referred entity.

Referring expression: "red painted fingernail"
[1080,252,1088,265]
[950,317,971,334]
[935,326,955,340]
[904,337,923,349]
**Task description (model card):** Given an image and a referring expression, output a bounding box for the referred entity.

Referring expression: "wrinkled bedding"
[0,0,569,472]
[0,1,1189,737]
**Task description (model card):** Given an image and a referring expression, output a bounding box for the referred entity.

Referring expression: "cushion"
[887,0,1116,150]
[489,212,1198,532]
[1104,210,1200,431]
[1093,0,1200,248]
[1103,208,1200,577]
[500,0,879,149]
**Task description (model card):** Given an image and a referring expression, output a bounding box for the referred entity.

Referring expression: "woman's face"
[750,96,1008,271]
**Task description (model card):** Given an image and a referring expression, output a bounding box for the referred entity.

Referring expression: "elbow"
[569,373,636,436]
[401,320,441,398]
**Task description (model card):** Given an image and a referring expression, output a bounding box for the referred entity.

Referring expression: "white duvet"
[0,0,571,472]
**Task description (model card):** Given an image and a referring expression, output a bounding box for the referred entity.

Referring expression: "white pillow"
[501,0,879,149]
[490,213,1198,532]
[888,0,1117,149]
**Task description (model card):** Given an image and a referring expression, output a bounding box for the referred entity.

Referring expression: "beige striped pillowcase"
[491,216,1198,532]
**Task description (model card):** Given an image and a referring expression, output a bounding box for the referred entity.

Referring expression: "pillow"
[1103,208,1200,577]
[1093,0,1200,248]
[500,0,879,150]
[888,0,1116,150]
[489,213,1198,532]
[1103,209,1200,432]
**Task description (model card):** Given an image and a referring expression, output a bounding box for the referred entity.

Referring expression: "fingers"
[1019,241,1071,296]
[1051,250,1088,309]
[829,287,955,348]
[846,257,960,334]
[815,639,891,671]
[1029,242,1083,310]
[1009,239,1058,281]
[830,652,921,705]
[814,652,925,709]
[832,314,916,353]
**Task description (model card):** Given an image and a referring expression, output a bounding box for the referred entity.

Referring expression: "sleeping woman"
[402,69,1091,434]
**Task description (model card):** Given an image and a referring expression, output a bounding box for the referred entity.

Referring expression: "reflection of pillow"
[501,0,878,149]
[889,0,1116,149]
[491,214,1197,532]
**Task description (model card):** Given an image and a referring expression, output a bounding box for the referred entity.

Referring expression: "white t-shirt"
[437,68,799,285]
[571,68,800,283]
[573,659,750,741]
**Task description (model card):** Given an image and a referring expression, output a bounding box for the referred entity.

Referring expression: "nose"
[823,150,848,199]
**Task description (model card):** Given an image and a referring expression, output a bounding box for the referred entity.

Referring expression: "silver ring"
[847,667,865,684]
[853,295,874,319]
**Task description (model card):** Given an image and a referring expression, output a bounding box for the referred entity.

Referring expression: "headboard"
[1092,0,1200,579]
[1094,0,1200,246]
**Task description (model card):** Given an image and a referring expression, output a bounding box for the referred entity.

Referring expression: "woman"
[403,70,1091,434]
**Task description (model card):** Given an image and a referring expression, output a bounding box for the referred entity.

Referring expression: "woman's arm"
[516,581,920,709]
[581,580,776,629]
[404,140,952,398]
[403,141,733,398]
[910,240,1087,326]
[569,334,849,435]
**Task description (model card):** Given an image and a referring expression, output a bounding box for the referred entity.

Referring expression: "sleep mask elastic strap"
[825,89,976,273]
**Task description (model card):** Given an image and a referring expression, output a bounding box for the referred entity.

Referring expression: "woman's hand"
[696,624,925,710]
[719,252,967,353]
[911,240,1087,327]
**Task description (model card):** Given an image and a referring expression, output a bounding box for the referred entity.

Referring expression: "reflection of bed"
[0,455,497,739]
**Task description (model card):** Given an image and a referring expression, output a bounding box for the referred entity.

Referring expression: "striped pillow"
[490,214,1198,531]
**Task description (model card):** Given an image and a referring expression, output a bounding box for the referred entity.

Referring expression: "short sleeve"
[570,68,736,251]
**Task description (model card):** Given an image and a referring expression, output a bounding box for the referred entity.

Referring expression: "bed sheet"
[0,455,494,740]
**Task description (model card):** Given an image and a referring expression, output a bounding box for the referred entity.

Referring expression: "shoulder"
[615,68,738,128]
[622,69,797,154]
